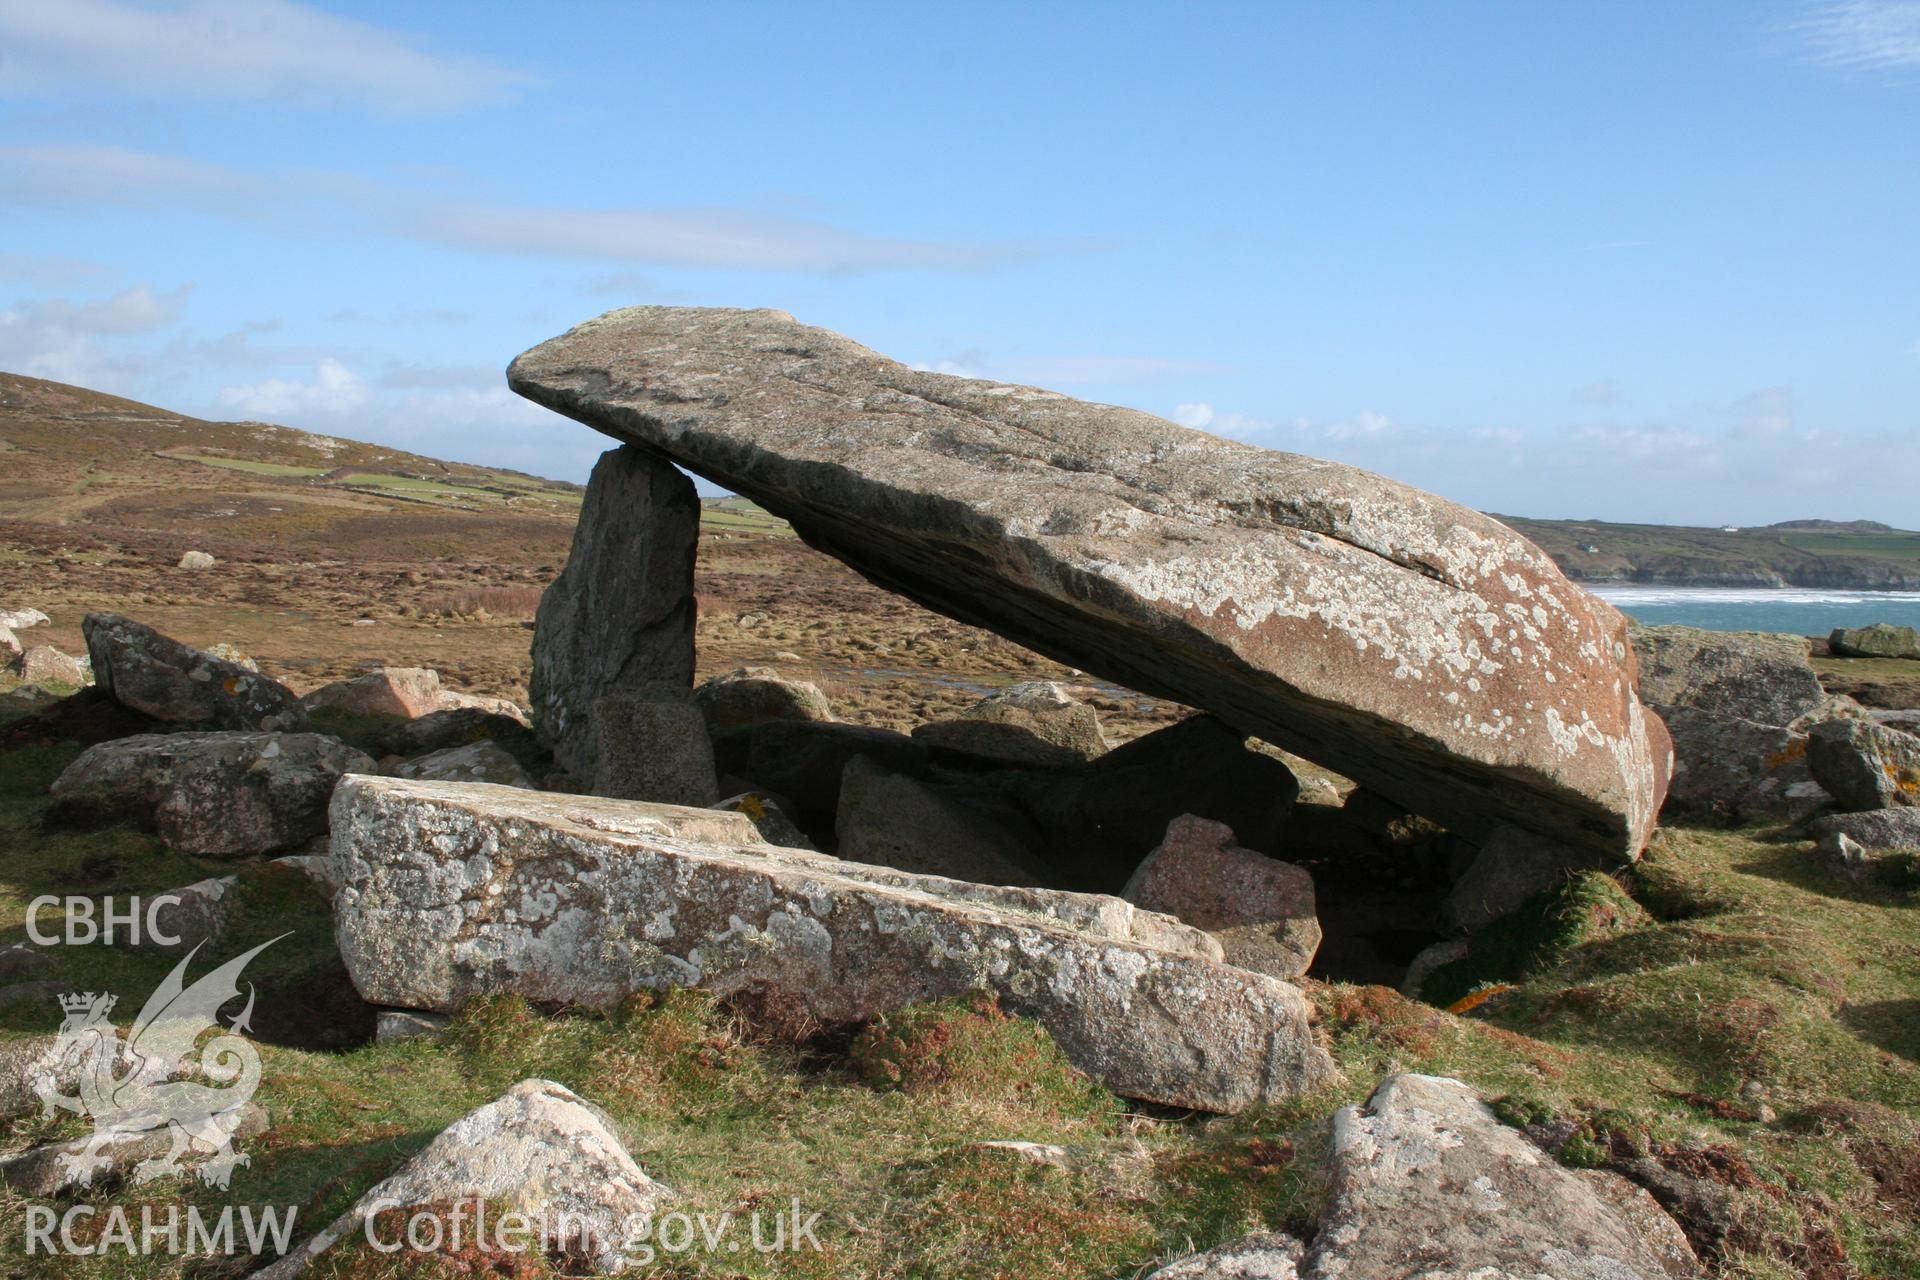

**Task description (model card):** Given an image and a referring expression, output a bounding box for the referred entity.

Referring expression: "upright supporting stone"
[530,445,698,781]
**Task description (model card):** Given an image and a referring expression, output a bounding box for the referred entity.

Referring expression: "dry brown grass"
[420,584,546,619]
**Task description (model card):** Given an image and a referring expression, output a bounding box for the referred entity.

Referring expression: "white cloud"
[0,282,194,385]
[1330,410,1391,440]
[1791,1,1920,70]
[25,284,194,335]
[218,358,367,416]
[1172,402,1214,429]
[0,0,531,114]
[0,144,1069,275]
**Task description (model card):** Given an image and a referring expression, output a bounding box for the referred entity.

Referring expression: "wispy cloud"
[1790,1,1920,70]
[24,284,194,335]
[0,0,531,114]
[1163,403,1390,443]
[0,144,1074,275]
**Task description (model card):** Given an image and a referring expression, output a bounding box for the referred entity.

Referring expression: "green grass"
[0,718,1916,1277]
[170,454,328,479]
[702,498,795,537]
[1777,531,1920,560]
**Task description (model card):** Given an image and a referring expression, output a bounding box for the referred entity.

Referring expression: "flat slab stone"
[510,307,1668,859]
[330,776,1333,1112]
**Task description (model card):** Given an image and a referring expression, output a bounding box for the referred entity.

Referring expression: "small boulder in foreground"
[255,1079,669,1278]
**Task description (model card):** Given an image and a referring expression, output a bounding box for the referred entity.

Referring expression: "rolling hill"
[1502,515,1920,591]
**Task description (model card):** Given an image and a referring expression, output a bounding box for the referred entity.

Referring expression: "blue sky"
[1,0,1916,525]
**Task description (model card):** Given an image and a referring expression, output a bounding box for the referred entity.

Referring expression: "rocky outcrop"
[435,688,531,723]
[1810,806,1920,852]
[1630,624,1827,725]
[176,549,216,570]
[713,790,815,850]
[331,776,1334,1112]
[392,741,535,789]
[912,681,1109,769]
[1655,707,1830,824]
[836,756,1046,885]
[256,1080,670,1278]
[139,875,239,947]
[1148,1233,1305,1278]
[1819,830,1870,878]
[8,645,88,688]
[1446,825,1605,932]
[510,307,1668,861]
[1831,623,1920,660]
[745,720,927,825]
[0,607,49,631]
[1630,625,1838,823]
[51,731,373,856]
[1,1102,264,1196]
[972,715,1301,893]
[0,626,18,662]
[1310,1073,1697,1278]
[1146,1073,1697,1278]
[1123,815,1320,979]
[302,667,444,719]
[591,687,717,805]
[380,707,537,759]
[530,444,698,780]
[83,613,303,731]
[1809,718,1920,811]
[694,666,834,733]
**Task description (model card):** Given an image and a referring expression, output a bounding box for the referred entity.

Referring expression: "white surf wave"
[1586,586,1920,608]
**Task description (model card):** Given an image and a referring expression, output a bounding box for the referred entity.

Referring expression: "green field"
[171,454,328,479]
[1777,530,1920,560]
[702,496,795,537]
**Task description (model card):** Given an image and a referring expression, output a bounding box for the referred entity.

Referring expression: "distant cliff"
[1500,517,1920,591]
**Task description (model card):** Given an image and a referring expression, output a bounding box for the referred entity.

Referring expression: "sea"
[1586,586,1920,637]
